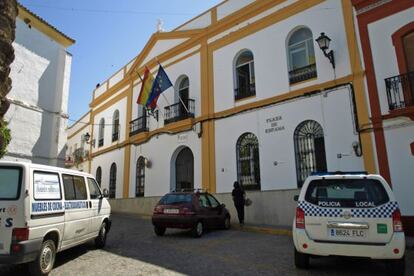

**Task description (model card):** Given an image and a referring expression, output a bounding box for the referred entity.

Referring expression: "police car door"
[61,174,91,248]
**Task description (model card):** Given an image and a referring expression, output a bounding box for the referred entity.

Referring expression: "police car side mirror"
[293,195,299,202]
[103,189,109,198]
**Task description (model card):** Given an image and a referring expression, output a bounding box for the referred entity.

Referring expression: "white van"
[0,161,111,275]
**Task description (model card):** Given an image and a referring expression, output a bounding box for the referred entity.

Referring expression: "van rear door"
[302,178,395,244]
[0,166,24,255]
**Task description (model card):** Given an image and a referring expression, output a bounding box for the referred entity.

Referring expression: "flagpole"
[154,57,190,114]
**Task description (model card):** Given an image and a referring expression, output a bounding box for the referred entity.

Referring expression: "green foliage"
[0,120,11,158]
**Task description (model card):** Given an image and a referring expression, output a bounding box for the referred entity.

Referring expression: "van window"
[0,167,22,200]
[305,179,389,208]
[87,178,101,199]
[33,171,61,200]
[63,174,87,200]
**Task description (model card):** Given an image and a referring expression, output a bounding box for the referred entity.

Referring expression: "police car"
[293,172,406,276]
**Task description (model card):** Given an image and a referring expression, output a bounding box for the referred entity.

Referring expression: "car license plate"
[329,228,366,238]
[164,209,179,214]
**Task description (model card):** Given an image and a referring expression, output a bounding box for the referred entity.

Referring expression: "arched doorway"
[174,147,194,191]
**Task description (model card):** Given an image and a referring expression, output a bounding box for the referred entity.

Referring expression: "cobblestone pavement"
[1,214,413,276]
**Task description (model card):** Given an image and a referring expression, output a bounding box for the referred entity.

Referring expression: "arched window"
[98,118,105,147]
[294,120,327,187]
[96,167,102,187]
[177,76,190,116]
[234,50,256,100]
[109,163,117,199]
[236,133,260,190]
[136,157,145,197]
[112,110,120,142]
[287,27,317,84]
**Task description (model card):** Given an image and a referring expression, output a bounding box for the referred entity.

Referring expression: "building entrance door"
[175,147,194,191]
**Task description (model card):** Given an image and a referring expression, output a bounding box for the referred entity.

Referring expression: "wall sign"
[265,116,285,134]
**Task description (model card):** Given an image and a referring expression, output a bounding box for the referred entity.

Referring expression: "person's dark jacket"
[232,185,245,207]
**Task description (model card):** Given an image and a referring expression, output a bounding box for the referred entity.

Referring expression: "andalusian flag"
[137,67,154,106]
[147,65,173,110]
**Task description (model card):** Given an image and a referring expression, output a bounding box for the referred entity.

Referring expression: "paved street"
[1,214,413,276]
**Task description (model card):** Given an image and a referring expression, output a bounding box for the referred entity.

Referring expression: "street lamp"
[316,32,335,69]
[84,132,95,147]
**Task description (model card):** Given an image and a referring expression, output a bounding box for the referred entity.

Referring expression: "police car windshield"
[0,167,22,200]
[159,194,192,205]
[305,179,389,208]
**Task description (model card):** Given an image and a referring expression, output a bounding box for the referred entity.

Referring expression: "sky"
[18,0,222,124]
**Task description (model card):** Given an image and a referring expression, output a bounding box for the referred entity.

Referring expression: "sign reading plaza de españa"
[265,116,285,134]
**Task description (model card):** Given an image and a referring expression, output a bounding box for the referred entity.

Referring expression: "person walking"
[232,181,245,226]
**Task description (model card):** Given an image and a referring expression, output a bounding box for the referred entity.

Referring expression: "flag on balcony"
[146,64,173,110]
[137,67,155,106]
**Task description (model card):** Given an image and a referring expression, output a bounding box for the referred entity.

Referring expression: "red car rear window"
[159,194,192,205]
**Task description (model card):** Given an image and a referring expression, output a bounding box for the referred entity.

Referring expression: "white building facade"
[4,4,74,167]
[352,0,414,235]
[68,0,413,231]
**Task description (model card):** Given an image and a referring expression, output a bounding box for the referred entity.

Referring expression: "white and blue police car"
[293,172,406,276]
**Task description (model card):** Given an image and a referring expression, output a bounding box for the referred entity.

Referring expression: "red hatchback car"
[152,191,231,237]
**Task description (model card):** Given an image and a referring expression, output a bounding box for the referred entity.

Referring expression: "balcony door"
[178,77,189,117]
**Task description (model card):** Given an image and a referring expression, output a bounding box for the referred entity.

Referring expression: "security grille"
[236,133,261,190]
[294,120,327,187]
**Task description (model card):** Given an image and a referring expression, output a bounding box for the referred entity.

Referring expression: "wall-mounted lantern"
[316,32,335,69]
[84,132,95,147]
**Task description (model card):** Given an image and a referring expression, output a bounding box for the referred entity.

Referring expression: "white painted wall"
[215,86,363,193]
[92,97,127,152]
[4,18,72,166]
[213,0,351,113]
[141,38,188,65]
[91,148,125,199]
[217,0,255,21]
[368,8,414,116]
[177,12,211,31]
[383,120,414,216]
[129,130,202,198]
[108,69,125,89]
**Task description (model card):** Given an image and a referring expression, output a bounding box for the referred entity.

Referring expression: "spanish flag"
[137,67,155,106]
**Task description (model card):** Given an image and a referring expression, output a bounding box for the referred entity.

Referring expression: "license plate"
[329,228,366,238]
[164,209,179,214]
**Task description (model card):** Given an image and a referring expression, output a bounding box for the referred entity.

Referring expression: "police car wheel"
[294,247,309,269]
[95,222,107,249]
[29,239,56,276]
[385,257,405,276]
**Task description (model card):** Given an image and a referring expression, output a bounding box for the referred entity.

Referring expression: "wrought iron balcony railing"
[385,71,414,111]
[112,132,119,142]
[129,115,148,136]
[289,63,317,84]
[164,99,195,125]
[234,84,256,101]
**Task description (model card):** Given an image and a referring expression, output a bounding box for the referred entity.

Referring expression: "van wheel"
[385,257,405,276]
[154,226,166,236]
[95,222,107,249]
[192,221,203,238]
[294,247,309,269]
[29,239,56,276]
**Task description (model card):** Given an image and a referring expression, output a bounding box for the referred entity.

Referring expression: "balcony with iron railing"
[234,84,256,101]
[73,148,90,164]
[129,115,149,136]
[289,63,317,84]
[164,99,195,125]
[385,71,414,111]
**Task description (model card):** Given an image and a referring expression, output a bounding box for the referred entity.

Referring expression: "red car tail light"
[392,209,404,232]
[12,228,29,242]
[296,207,305,229]
[153,206,163,214]
[181,207,195,216]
